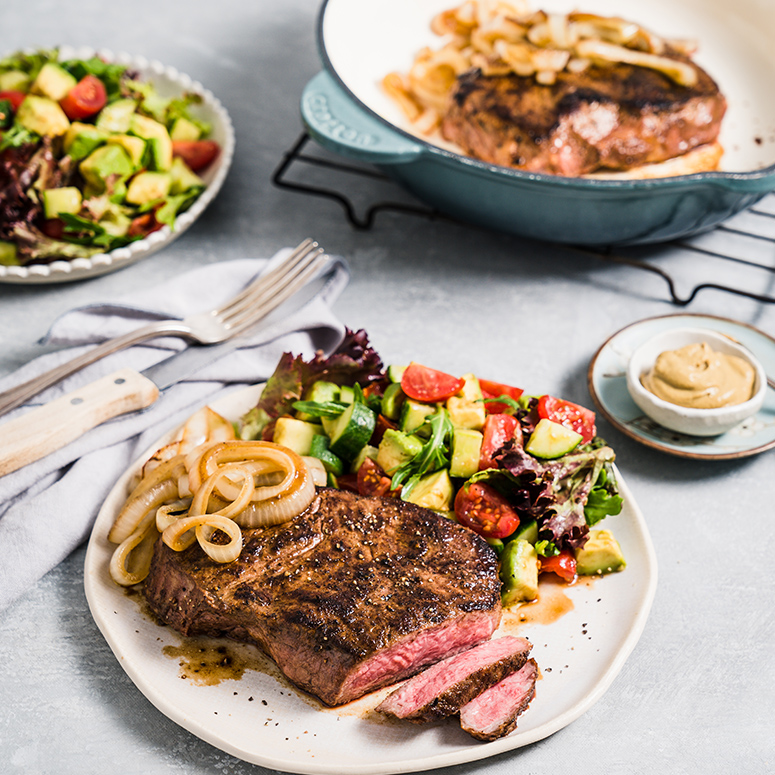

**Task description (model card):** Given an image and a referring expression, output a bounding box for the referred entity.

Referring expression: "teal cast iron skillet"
[303,0,775,247]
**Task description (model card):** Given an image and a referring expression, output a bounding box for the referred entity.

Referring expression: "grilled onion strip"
[108,418,317,585]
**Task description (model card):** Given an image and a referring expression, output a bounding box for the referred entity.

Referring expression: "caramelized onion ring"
[108,455,186,544]
[161,514,243,563]
[109,510,159,587]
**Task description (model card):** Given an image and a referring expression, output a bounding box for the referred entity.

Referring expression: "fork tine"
[213,238,319,318]
[224,253,331,336]
[217,245,326,328]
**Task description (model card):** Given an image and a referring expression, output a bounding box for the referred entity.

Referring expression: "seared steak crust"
[143,488,502,706]
[441,55,726,176]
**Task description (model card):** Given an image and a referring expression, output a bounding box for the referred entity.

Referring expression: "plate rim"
[84,383,658,774]
[587,312,775,460]
[0,46,235,285]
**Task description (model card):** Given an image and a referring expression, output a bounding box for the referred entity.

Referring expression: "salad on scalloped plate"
[0,46,234,284]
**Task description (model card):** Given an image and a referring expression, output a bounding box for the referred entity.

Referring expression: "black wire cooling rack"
[272,133,775,306]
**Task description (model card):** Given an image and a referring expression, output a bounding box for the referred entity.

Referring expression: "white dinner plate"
[84,384,658,774]
[0,46,234,285]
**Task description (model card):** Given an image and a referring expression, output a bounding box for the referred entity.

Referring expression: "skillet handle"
[301,71,423,165]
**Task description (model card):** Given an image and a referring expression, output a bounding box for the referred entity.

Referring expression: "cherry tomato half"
[479,378,524,414]
[539,549,577,584]
[42,218,65,239]
[536,395,596,443]
[400,362,465,403]
[479,413,520,470]
[59,75,107,120]
[127,212,164,239]
[0,90,26,112]
[356,458,394,498]
[454,482,520,539]
[172,139,220,172]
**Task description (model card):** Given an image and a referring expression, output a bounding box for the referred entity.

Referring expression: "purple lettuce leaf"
[239,328,384,440]
[490,438,617,550]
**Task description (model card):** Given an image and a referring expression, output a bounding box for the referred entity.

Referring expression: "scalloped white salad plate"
[0,46,234,284]
[84,384,658,775]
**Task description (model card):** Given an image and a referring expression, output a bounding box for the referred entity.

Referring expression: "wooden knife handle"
[0,368,160,477]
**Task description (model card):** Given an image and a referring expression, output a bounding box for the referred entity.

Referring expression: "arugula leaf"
[58,213,136,252]
[391,409,453,498]
[154,189,203,229]
[291,400,348,418]
[0,124,40,151]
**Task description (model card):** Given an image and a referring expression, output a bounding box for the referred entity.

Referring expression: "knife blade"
[0,339,242,477]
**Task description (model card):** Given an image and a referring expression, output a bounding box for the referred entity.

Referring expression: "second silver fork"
[0,238,328,418]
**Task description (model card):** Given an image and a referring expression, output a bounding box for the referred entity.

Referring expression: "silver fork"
[0,238,328,418]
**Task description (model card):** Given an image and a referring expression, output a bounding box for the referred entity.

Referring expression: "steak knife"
[0,340,241,477]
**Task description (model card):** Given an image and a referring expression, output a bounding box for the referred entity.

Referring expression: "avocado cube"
[272,416,325,456]
[42,187,82,219]
[170,116,202,141]
[99,208,132,237]
[125,171,172,205]
[0,241,20,266]
[446,373,486,430]
[79,144,134,192]
[404,469,454,512]
[16,95,70,137]
[30,62,77,100]
[64,122,108,160]
[376,429,423,475]
[107,134,147,167]
[95,98,137,133]
[500,539,539,606]
[130,113,172,170]
[576,529,626,576]
[449,428,483,478]
[169,156,204,195]
[525,418,582,459]
[0,70,31,92]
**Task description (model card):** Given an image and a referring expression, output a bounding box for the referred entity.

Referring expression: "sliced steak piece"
[143,488,502,706]
[441,54,726,176]
[376,635,532,722]
[459,658,538,741]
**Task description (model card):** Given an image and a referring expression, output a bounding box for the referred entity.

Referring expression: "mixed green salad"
[0,48,221,266]
[239,330,627,606]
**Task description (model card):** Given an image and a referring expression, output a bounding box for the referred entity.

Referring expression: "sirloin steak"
[143,488,502,706]
[441,54,726,176]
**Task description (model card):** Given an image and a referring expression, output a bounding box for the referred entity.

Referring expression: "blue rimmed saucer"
[588,314,775,460]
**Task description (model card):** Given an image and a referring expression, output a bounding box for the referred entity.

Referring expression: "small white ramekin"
[626,327,767,436]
